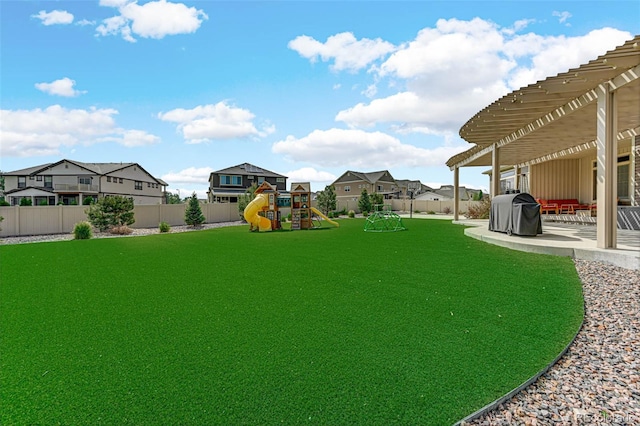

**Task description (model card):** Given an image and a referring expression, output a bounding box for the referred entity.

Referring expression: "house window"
[107,176,111,182]
[119,178,123,184]
[78,177,91,185]
[147,182,151,188]
[29,176,34,180]
[592,156,631,201]
[44,176,52,188]
[36,176,43,181]
[220,175,242,186]
[248,175,255,180]
[377,185,383,191]
[18,176,26,188]
[135,181,142,190]
[276,178,285,183]
[344,185,351,192]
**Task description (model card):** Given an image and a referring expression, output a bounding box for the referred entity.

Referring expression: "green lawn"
[0,219,583,425]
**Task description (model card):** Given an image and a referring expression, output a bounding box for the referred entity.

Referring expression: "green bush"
[83,197,95,205]
[19,198,32,206]
[159,221,171,233]
[0,215,4,231]
[86,196,135,232]
[348,210,355,218]
[73,221,93,240]
[185,193,205,227]
[0,199,9,206]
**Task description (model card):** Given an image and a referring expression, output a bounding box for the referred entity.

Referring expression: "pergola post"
[453,167,459,221]
[491,145,500,197]
[596,83,617,249]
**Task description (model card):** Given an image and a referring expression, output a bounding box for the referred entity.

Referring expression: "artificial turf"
[0,218,584,425]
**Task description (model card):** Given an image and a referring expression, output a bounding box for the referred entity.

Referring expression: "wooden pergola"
[447,36,640,249]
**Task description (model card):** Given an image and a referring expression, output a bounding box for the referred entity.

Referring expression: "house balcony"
[53,184,99,193]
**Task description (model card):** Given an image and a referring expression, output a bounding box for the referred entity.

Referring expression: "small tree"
[83,196,95,205]
[19,198,32,206]
[185,192,205,227]
[316,185,337,216]
[370,192,384,211]
[358,188,372,215]
[86,195,135,232]
[237,183,257,221]
[165,192,182,204]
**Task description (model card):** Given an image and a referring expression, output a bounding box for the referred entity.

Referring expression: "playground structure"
[243,181,339,232]
[243,181,282,231]
[364,204,406,232]
[290,182,339,230]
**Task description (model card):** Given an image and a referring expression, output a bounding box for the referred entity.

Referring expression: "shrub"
[0,199,9,206]
[86,195,135,232]
[443,206,452,214]
[358,189,372,215]
[110,225,133,235]
[38,199,48,206]
[287,213,292,221]
[73,221,93,240]
[159,221,171,233]
[465,197,491,219]
[0,215,3,231]
[281,217,287,223]
[348,210,355,218]
[185,192,205,227]
[83,197,95,205]
[19,198,32,206]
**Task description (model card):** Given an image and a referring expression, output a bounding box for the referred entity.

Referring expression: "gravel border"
[0,221,245,245]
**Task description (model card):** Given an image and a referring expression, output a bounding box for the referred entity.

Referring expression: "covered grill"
[489,193,542,236]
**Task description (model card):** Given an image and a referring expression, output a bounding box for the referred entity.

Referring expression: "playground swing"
[363,204,406,232]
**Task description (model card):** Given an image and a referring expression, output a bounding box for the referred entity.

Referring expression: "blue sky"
[1,1,638,197]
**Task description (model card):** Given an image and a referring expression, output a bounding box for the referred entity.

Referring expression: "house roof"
[3,159,162,184]
[5,186,55,195]
[335,170,395,184]
[447,35,640,168]
[211,163,287,179]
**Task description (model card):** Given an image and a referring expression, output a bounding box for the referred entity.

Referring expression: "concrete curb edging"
[453,311,585,426]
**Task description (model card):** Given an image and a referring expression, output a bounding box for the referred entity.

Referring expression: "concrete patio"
[454,218,640,270]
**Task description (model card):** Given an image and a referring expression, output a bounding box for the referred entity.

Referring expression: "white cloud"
[320,19,631,135]
[553,11,572,25]
[97,0,208,42]
[158,102,274,143]
[161,167,213,185]
[272,128,465,169]
[32,10,74,26]
[285,167,336,184]
[0,105,159,157]
[35,77,86,97]
[288,32,396,72]
[76,19,96,27]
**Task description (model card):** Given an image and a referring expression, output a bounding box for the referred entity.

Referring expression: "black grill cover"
[489,193,542,236]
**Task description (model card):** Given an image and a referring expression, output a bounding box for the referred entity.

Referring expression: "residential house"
[446,36,640,247]
[331,170,398,202]
[207,163,287,203]
[2,159,166,206]
[417,185,483,201]
[393,179,431,199]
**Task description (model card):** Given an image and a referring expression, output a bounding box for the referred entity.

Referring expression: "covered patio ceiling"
[448,36,640,169]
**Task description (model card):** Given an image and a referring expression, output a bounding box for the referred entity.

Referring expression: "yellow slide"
[244,194,272,231]
[311,207,340,227]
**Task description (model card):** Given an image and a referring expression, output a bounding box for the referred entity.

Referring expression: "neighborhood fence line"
[0,200,478,237]
[0,203,242,238]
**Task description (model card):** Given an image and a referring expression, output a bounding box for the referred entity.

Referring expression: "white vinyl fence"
[0,203,242,238]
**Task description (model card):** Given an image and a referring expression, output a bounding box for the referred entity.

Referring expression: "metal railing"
[54,184,99,192]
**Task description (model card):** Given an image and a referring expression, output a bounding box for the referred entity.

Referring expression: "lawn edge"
[453,299,585,425]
